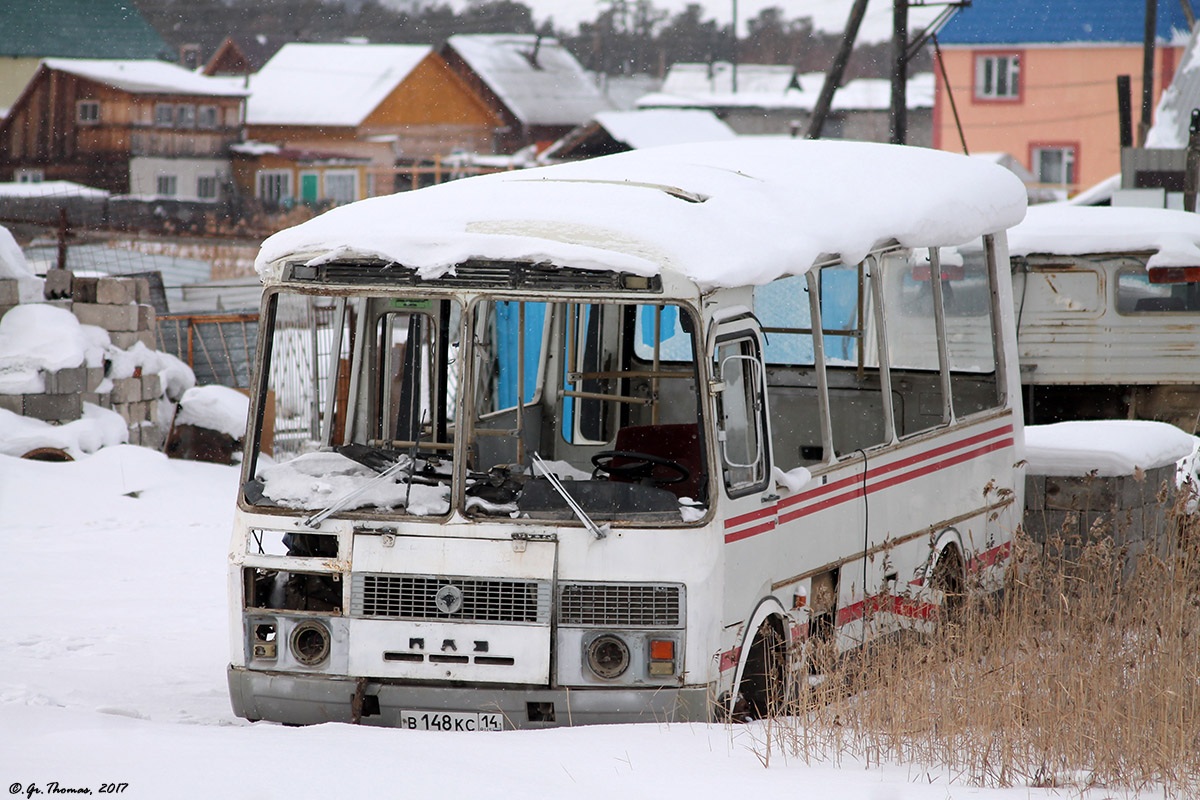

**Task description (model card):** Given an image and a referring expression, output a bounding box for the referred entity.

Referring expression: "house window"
[77,100,100,124]
[197,105,218,129]
[157,175,178,197]
[197,176,218,200]
[155,103,174,127]
[15,168,44,183]
[257,170,292,204]
[1032,146,1076,185]
[176,104,196,128]
[975,53,1020,100]
[324,170,358,205]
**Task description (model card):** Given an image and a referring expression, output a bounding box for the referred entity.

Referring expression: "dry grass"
[762,488,1200,794]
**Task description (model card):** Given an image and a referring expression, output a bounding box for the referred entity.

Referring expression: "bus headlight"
[290,620,331,666]
[585,634,630,679]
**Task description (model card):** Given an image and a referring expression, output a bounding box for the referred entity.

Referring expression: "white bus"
[228,140,1028,729]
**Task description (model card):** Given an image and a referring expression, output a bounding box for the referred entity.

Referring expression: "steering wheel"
[591,451,690,484]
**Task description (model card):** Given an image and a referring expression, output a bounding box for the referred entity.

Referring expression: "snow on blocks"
[0,230,195,457]
[1023,420,1196,574]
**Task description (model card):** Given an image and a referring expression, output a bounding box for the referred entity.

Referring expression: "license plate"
[400,710,504,731]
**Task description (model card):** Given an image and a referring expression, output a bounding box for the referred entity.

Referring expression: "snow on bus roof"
[255,139,1028,290]
[1007,205,1200,269]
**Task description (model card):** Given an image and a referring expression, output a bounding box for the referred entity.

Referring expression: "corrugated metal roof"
[445,34,610,126]
[0,0,171,59]
[939,0,1191,46]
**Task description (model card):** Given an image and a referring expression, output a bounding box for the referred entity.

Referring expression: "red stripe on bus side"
[773,437,1014,528]
[777,424,1014,512]
[724,505,778,530]
[724,520,777,544]
[719,646,742,672]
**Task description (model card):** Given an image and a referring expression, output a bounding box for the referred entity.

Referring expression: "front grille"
[350,574,550,624]
[558,583,684,628]
[287,260,660,293]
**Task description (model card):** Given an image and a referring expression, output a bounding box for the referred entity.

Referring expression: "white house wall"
[129,156,231,201]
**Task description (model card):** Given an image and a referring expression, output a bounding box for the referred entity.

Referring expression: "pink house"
[933,0,1190,193]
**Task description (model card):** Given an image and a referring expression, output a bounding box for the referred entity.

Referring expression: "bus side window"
[714,336,769,495]
[754,275,825,468]
[821,263,889,456]
[881,252,949,437]
[943,237,1002,417]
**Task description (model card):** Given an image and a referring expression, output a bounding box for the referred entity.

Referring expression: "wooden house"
[230,142,371,208]
[441,34,612,154]
[243,43,502,195]
[201,35,286,79]
[0,59,246,198]
[0,0,173,114]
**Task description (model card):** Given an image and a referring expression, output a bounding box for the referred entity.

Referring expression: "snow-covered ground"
[0,444,1162,799]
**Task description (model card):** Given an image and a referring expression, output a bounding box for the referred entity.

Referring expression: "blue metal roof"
[938,0,1192,46]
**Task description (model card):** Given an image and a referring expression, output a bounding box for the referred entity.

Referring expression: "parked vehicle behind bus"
[227,140,1028,729]
[1002,205,1200,430]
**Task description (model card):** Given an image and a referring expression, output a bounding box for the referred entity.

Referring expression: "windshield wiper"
[302,454,412,530]
[531,452,608,540]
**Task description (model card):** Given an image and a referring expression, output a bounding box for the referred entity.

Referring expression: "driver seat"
[609,423,704,501]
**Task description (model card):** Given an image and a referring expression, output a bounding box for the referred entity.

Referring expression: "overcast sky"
[467,0,941,43]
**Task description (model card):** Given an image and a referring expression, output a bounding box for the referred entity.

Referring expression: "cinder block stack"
[0,271,171,451]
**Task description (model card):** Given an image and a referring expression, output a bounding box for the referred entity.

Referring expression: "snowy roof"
[41,59,247,97]
[1025,420,1195,477]
[444,34,609,126]
[662,63,799,96]
[256,139,1028,291]
[1007,205,1200,269]
[0,180,110,199]
[246,43,432,127]
[541,109,736,160]
[639,70,934,112]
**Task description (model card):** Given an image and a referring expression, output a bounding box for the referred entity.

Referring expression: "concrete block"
[43,269,73,300]
[0,279,19,306]
[96,276,137,306]
[138,330,156,349]
[127,424,142,446]
[133,278,150,306]
[0,394,22,414]
[108,331,139,349]
[146,399,159,424]
[72,276,98,304]
[112,377,143,404]
[42,366,88,395]
[111,402,134,425]
[82,392,111,409]
[141,373,162,401]
[23,393,82,422]
[86,367,105,392]
[139,422,167,451]
[44,299,73,313]
[73,302,139,332]
[136,303,155,332]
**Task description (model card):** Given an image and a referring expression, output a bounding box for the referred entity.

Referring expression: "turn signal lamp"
[648,638,676,676]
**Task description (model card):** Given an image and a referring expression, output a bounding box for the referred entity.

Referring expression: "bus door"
[708,315,776,630]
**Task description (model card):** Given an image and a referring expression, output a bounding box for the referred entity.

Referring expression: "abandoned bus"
[228,140,1028,728]
[1004,205,1200,429]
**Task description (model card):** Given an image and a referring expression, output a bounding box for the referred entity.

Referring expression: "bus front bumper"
[228,666,713,728]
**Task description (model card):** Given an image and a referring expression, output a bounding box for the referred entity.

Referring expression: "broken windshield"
[242,288,708,526]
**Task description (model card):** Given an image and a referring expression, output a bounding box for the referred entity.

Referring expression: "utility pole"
[808,0,871,138]
[890,0,909,144]
[1139,0,1158,147]
[731,0,739,93]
